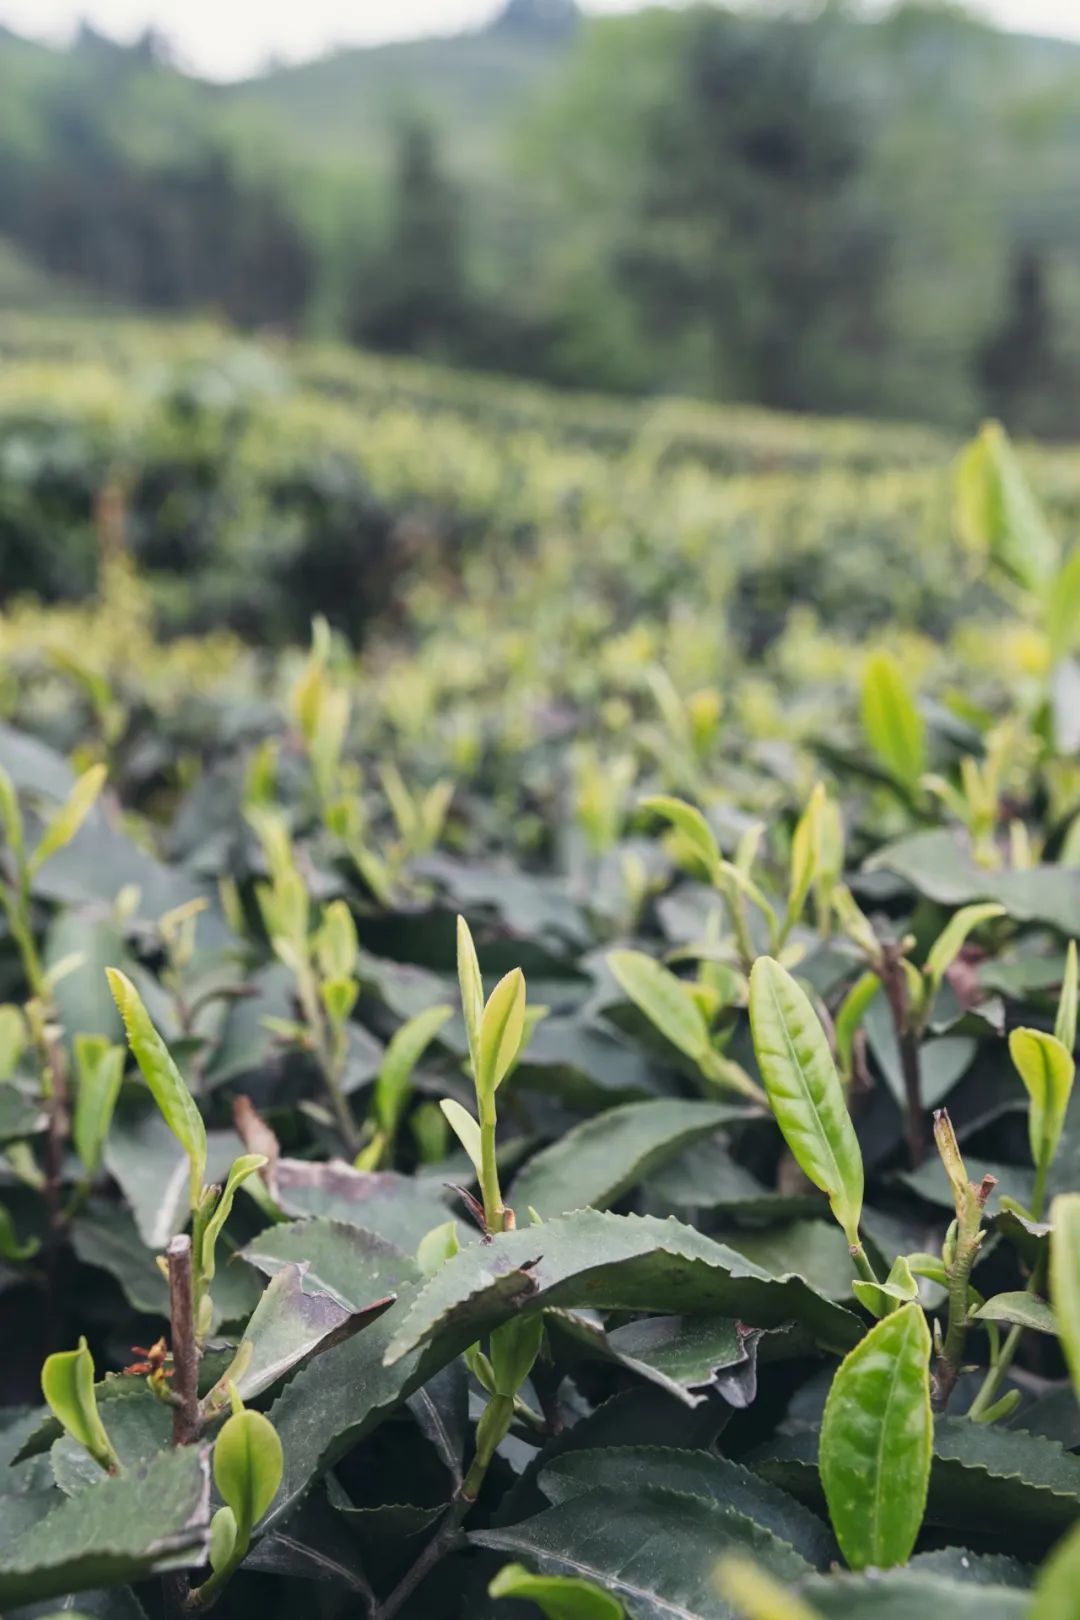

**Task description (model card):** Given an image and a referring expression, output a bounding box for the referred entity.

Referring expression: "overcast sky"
[2,0,1078,80]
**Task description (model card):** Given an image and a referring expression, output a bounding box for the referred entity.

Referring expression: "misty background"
[2,0,1080,435]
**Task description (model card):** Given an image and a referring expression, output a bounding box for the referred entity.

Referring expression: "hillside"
[226,27,572,179]
[3,5,1080,433]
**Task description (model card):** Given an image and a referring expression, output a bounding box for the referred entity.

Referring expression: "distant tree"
[609,7,890,412]
[349,120,470,359]
[978,247,1061,437]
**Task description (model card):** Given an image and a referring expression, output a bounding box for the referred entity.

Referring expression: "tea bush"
[3,326,1080,1618]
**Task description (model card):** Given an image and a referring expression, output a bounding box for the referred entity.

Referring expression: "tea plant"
[3,366,1080,1620]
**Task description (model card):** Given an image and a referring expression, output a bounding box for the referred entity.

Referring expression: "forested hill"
[2,1,1080,436]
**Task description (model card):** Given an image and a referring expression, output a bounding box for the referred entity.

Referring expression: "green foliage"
[40,1337,118,1475]
[819,1303,933,1569]
[748,957,864,1247]
[489,1561,624,1618]
[106,967,206,1205]
[6,367,1080,1618]
[71,1034,124,1174]
[860,651,925,790]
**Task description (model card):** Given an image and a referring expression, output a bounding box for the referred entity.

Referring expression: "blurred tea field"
[3,311,1075,874]
[9,305,1080,1620]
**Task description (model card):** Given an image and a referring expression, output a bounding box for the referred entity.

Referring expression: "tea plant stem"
[1031,1159,1050,1224]
[478,1109,506,1234]
[967,1247,1049,1420]
[720,874,757,976]
[372,1486,473,1620]
[373,1383,512,1620]
[42,1032,69,1235]
[932,1164,995,1413]
[851,1243,879,1286]
[879,942,925,1168]
[933,1245,979,1413]
[167,1234,201,1447]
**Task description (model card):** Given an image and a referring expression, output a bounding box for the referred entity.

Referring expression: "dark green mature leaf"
[748,958,863,1246]
[753,1417,1080,1544]
[647,1137,823,1218]
[819,1302,932,1570]
[0,1444,211,1607]
[513,1017,664,1106]
[474,1487,809,1618]
[8,1586,150,1618]
[262,1290,430,1531]
[509,1099,750,1218]
[70,1203,170,1316]
[0,1086,46,1142]
[212,1261,390,1406]
[384,1210,862,1369]
[544,1311,754,1407]
[45,907,125,1053]
[865,997,975,1111]
[803,1569,1028,1619]
[51,1389,170,1498]
[243,1217,419,1308]
[273,1160,452,1252]
[869,831,1080,935]
[540,1447,834,1567]
[721,1220,858,1301]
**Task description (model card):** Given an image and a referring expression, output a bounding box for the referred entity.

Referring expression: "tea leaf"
[717,1557,823,1620]
[374,1004,453,1139]
[106,967,207,1206]
[973,1291,1057,1335]
[1056,940,1078,1054]
[384,1208,862,1368]
[860,651,925,788]
[748,957,864,1246]
[924,902,1005,1001]
[71,1034,124,1175]
[1051,1194,1080,1403]
[833,972,879,1080]
[608,949,713,1069]
[819,1302,932,1570]
[473,1489,810,1614]
[29,764,107,875]
[640,794,721,879]
[540,1446,834,1567]
[440,1098,483,1178]
[509,1097,751,1219]
[213,1407,283,1541]
[40,1337,118,1474]
[200,1153,268,1284]
[955,420,1059,594]
[477,967,526,1099]
[0,1442,211,1608]
[456,914,484,1076]
[1009,1028,1074,1183]
[1030,1520,1080,1620]
[489,1562,624,1619]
